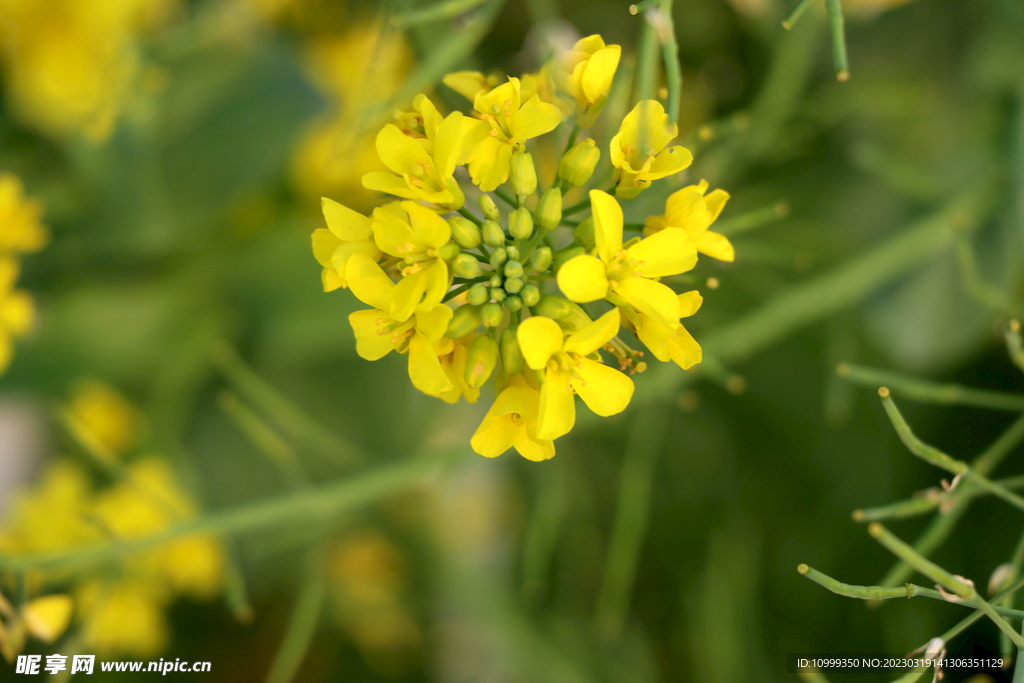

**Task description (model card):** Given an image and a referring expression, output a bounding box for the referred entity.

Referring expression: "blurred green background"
[1,0,1023,681]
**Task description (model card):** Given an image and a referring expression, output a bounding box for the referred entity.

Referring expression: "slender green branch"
[265,539,328,683]
[634,9,660,103]
[393,0,489,27]
[457,206,484,227]
[853,474,1024,522]
[782,0,817,29]
[824,0,849,81]
[655,0,682,123]
[955,235,1024,318]
[219,391,308,490]
[714,202,789,237]
[1007,321,1024,374]
[837,363,1024,411]
[493,188,516,208]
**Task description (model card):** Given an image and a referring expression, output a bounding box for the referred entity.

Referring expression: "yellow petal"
[693,230,735,262]
[443,71,490,101]
[390,267,430,322]
[513,429,555,461]
[468,139,513,192]
[571,358,634,416]
[23,595,74,643]
[362,171,452,204]
[644,145,692,180]
[665,186,711,234]
[677,291,703,317]
[348,310,395,361]
[564,308,620,357]
[371,205,417,257]
[331,241,381,283]
[321,197,372,241]
[517,315,565,370]
[408,332,455,396]
[669,324,702,369]
[375,123,429,176]
[705,188,730,223]
[311,228,342,267]
[1,290,35,336]
[322,267,344,292]
[572,35,607,54]
[511,96,563,140]
[405,202,452,249]
[345,252,394,311]
[581,46,620,105]
[537,368,575,440]
[614,276,679,327]
[627,228,697,277]
[414,303,453,343]
[433,111,465,179]
[635,313,674,362]
[556,254,609,303]
[589,189,623,261]
[471,412,518,457]
[474,77,521,119]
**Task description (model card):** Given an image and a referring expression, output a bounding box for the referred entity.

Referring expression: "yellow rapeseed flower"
[442,71,501,101]
[516,309,633,441]
[471,376,554,461]
[0,174,48,255]
[557,190,697,327]
[0,258,36,377]
[312,198,381,292]
[610,100,693,198]
[644,180,734,262]
[75,580,168,656]
[65,379,140,458]
[629,290,703,370]
[436,334,481,405]
[22,595,74,644]
[558,35,621,128]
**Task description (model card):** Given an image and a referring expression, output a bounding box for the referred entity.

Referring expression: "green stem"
[782,0,818,29]
[824,0,849,81]
[457,206,484,227]
[393,0,489,27]
[656,0,682,122]
[1007,321,1024,373]
[714,202,789,237]
[265,539,328,683]
[837,363,1024,411]
[853,474,1024,522]
[562,198,591,217]
[634,10,660,103]
[219,391,309,490]
[493,187,516,208]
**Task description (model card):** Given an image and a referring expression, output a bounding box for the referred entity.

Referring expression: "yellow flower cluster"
[0,382,224,659]
[0,0,175,140]
[311,35,735,461]
[0,174,47,377]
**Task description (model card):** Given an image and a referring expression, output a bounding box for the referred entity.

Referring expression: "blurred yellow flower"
[558,35,621,128]
[0,258,36,376]
[0,460,99,556]
[22,595,74,644]
[65,380,141,459]
[0,174,48,255]
[442,71,501,101]
[610,100,693,198]
[75,580,168,656]
[645,180,734,262]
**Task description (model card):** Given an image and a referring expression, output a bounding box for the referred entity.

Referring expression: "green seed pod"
[509,207,534,240]
[535,188,562,230]
[489,273,503,288]
[559,138,601,187]
[448,216,482,249]
[500,328,524,374]
[503,260,524,279]
[453,254,481,278]
[574,216,595,251]
[535,294,572,320]
[489,247,507,269]
[510,152,538,197]
[479,195,500,222]
[506,245,520,261]
[490,287,506,302]
[467,282,489,305]
[481,302,503,327]
[529,247,552,272]
[465,335,499,388]
[504,276,523,294]
[482,219,505,248]
[553,246,586,271]
[504,295,523,312]
[520,284,540,307]
[437,241,460,261]
[447,305,481,339]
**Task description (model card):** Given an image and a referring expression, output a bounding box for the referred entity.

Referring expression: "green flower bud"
[506,245,520,261]
[489,274,503,288]
[482,219,505,248]
[559,138,601,187]
[467,283,489,305]
[535,294,572,320]
[453,254,481,278]
[535,188,562,230]
[510,152,538,197]
[529,247,552,272]
[437,241,460,261]
[504,277,523,294]
[503,260,524,279]
[574,216,595,251]
[479,195,500,221]
[449,216,482,249]
[481,302,503,327]
[489,247,507,269]
[504,295,523,312]
[553,246,586,271]
[500,328,524,374]
[490,287,506,302]
[465,335,499,388]
[509,207,534,240]
[447,305,481,339]
[520,284,540,307]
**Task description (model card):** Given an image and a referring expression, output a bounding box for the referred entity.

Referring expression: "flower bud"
[453,254,481,278]
[520,284,540,306]
[559,139,600,187]
[437,241,460,261]
[449,216,482,249]
[509,207,534,240]
[481,302,503,327]
[465,335,499,388]
[489,274,503,288]
[489,247,507,269]
[553,246,586,271]
[504,295,523,312]
[467,282,489,305]
[500,328,524,374]
[503,260,524,279]
[482,219,505,248]
[506,246,520,261]
[447,305,481,338]
[535,294,572,320]
[490,287,506,302]
[574,216,595,250]
[504,277,523,294]
[535,188,562,230]
[510,152,538,197]
[479,195,500,221]
[529,247,552,272]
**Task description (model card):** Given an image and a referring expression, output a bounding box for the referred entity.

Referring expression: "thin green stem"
[656,0,682,122]
[457,206,484,227]
[493,187,516,208]
[1007,321,1024,373]
[838,363,1024,411]
[562,198,591,217]
[393,0,489,27]
[265,539,328,683]
[782,0,818,29]
[219,391,309,490]
[714,202,789,237]
[824,0,849,81]
[634,10,660,103]
[853,474,1024,522]
[955,235,1024,318]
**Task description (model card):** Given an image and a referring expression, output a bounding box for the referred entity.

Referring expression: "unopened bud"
[489,274,503,288]
[504,295,523,312]
[553,246,586,271]
[574,217,595,250]
[437,241,460,261]
[447,305,481,338]
[509,207,534,240]
[504,277,523,294]
[989,563,1017,595]
[449,216,482,249]
[453,254,481,278]
[481,302,503,327]
[535,188,562,230]
[465,335,499,388]
[506,246,520,261]
[510,152,538,197]
[559,139,600,187]
[489,247,507,268]
[467,283,489,305]
[529,247,552,272]
[490,287,506,302]
[479,195,500,221]
[520,284,540,307]
[503,260,524,279]
[535,295,572,320]
[500,328,524,374]
[482,219,505,248]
